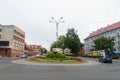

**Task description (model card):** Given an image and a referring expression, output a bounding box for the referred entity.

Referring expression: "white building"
[84,21,120,54]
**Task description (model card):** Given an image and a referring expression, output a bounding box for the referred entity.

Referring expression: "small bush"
[46,52,65,59]
[55,53,65,58]
[46,52,56,59]
[58,58,64,62]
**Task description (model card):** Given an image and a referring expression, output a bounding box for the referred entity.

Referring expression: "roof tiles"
[84,21,120,40]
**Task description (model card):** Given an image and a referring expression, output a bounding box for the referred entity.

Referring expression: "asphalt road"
[0,58,120,80]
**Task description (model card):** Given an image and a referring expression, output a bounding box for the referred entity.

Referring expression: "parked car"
[114,52,120,58]
[36,54,40,57]
[21,53,28,58]
[99,55,112,63]
[110,52,119,59]
[117,53,120,58]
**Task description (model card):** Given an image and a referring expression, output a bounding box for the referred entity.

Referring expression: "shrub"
[58,58,64,61]
[46,52,65,59]
[55,53,65,58]
[46,52,55,59]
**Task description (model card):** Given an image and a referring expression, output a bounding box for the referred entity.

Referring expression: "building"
[0,24,25,57]
[84,21,120,54]
[24,43,33,56]
[28,44,42,54]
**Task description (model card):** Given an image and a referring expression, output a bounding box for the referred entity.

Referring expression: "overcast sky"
[0,0,120,50]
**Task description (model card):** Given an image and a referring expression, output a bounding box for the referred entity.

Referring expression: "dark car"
[117,53,120,58]
[115,52,120,57]
[99,55,112,63]
[110,52,119,59]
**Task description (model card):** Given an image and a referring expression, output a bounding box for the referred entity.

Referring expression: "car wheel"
[109,61,112,63]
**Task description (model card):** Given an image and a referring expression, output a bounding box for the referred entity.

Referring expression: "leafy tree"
[50,35,66,51]
[57,35,66,49]
[93,36,115,55]
[50,28,81,55]
[50,41,58,51]
[65,28,81,54]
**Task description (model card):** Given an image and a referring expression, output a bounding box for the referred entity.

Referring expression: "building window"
[14,30,25,38]
[0,29,1,32]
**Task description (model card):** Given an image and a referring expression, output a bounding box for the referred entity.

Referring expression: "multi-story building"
[0,24,25,57]
[24,43,33,56]
[84,21,120,54]
[28,45,42,54]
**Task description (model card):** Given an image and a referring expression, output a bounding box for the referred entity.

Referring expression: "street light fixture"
[50,17,65,42]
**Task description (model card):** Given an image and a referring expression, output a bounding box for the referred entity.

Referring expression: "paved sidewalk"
[11,59,100,66]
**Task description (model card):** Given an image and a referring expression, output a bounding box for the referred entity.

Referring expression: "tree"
[65,28,81,54]
[50,41,58,51]
[57,35,66,49]
[50,35,66,51]
[93,36,115,55]
[50,28,81,55]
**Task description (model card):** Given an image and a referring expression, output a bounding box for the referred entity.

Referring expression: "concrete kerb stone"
[11,59,100,66]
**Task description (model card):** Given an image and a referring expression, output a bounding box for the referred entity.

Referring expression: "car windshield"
[105,55,111,58]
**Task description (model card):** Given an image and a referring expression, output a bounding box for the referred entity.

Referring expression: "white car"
[21,54,28,58]
[36,54,40,57]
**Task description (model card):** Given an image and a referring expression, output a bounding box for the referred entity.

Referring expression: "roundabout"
[11,58,100,66]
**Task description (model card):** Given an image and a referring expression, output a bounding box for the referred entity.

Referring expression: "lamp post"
[50,17,65,42]
[117,32,120,51]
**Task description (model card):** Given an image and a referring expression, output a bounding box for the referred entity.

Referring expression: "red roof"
[84,21,120,40]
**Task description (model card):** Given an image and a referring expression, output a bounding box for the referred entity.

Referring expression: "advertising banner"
[92,51,98,57]
[98,50,106,58]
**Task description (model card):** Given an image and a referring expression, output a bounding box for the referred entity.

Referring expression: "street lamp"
[50,17,65,42]
[117,32,120,51]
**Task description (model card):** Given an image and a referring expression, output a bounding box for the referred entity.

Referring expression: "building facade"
[0,24,25,57]
[28,45,42,54]
[24,43,33,56]
[84,21,120,54]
